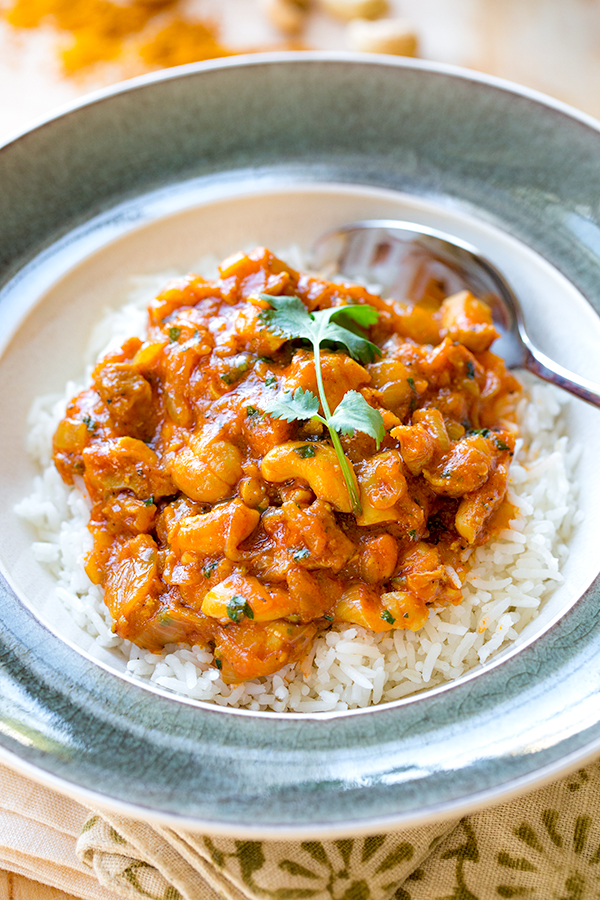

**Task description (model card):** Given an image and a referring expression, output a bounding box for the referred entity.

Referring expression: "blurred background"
[0,0,599,141]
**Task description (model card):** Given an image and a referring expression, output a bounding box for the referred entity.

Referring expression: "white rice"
[15,273,582,712]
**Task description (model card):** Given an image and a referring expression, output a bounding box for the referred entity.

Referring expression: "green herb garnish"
[168,326,181,342]
[203,561,218,579]
[82,415,98,432]
[381,609,396,625]
[407,376,418,412]
[220,356,251,386]
[226,595,254,623]
[264,373,277,387]
[466,427,511,453]
[466,360,475,379]
[143,497,154,507]
[292,547,310,560]
[407,529,417,539]
[214,657,222,670]
[294,443,316,458]
[259,295,385,516]
[323,614,334,622]
[246,406,259,417]
[403,612,409,619]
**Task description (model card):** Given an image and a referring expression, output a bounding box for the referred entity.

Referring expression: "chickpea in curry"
[53,247,520,683]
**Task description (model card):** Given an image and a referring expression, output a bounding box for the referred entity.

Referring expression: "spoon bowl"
[312,219,600,409]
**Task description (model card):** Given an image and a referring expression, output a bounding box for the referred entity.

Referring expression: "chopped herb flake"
[381,609,396,625]
[214,657,222,670]
[294,444,316,458]
[265,373,277,387]
[168,326,181,342]
[292,547,310,560]
[143,497,154,507]
[220,357,250,386]
[407,529,417,539]
[407,376,416,392]
[246,406,259,417]
[466,360,475,379]
[323,614,334,622]
[82,415,98,432]
[203,561,218,579]
[494,437,511,451]
[403,612,409,619]
[226,595,254,623]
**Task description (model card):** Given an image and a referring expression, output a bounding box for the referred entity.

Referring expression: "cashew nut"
[172,499,260,558]
[170,429,243,503]
[260,441,358,513]
[202,573,296,623]
[356,450,406,526]
[259,0,309,35]
[347,17,418,56]
[319,0,388,20]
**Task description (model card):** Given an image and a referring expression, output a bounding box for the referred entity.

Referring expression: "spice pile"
[1,0,418,78]
[2,0,232,75]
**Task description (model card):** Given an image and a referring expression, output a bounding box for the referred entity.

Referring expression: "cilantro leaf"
[320,322,380,364]
[328,391,385,447]
[258,293,386,516]
[259,295,381,364]
[258,295,314,340]
[263,387,320,423]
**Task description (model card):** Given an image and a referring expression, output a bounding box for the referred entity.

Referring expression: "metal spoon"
[311,219,600,410]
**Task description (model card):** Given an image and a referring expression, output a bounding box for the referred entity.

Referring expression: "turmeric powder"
[139,18,231,69]
[2,0,233,75]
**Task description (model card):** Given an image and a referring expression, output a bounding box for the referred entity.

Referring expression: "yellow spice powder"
[2,0,232,74]
[139,18,231,68]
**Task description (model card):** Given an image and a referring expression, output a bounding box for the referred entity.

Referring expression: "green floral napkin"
[77,759,600,900]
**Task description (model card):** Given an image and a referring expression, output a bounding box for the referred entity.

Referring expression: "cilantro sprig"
[258,295,385,515]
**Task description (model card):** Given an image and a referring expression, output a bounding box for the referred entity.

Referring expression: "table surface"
[0,871,82,900]
[0,0,596,897]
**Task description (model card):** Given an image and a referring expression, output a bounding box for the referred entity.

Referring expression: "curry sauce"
[53,247,520,683]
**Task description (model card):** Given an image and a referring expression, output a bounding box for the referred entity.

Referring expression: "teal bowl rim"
[4,50,600,153]
[0,52,599,836]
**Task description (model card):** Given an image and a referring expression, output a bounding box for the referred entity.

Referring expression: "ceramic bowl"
[1,53,600,836]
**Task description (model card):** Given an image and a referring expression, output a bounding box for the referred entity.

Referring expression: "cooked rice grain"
[15,288,581,711]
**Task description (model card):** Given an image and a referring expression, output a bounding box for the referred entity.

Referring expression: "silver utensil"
[312,219,600,409]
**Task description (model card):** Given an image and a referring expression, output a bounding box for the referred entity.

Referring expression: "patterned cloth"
[0,763,119,899]
[75,760,600,900]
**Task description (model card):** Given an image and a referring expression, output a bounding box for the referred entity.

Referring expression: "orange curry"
[53,247,520,682]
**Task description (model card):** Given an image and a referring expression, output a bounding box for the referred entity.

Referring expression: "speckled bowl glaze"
[1,54,600,837]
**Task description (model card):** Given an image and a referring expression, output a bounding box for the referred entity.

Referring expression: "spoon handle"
[522,339,600,410]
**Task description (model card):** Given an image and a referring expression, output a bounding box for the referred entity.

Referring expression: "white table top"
[1,0,598,145]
